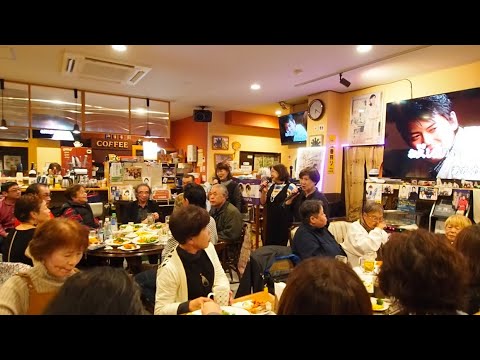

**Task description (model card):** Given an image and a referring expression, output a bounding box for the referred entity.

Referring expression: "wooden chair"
[214,225,246,283]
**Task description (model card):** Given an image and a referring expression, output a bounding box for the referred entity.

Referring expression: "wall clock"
[308,99,325,120]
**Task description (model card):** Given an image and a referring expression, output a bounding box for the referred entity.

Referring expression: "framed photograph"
[309,135,324,147]
[212,136,229,150]
[214,153,233,166]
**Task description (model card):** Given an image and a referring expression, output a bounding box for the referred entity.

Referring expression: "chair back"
[0,262,32,286]
[90,202,104,218]
[328,220,351,244]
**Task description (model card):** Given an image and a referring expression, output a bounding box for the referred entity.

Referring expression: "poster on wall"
[238,178,261,205]
[61,147,93,176]
[348,92,384,145]
[295,147,326,191]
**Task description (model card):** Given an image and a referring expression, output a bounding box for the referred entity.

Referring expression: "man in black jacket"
[122,184,164,224]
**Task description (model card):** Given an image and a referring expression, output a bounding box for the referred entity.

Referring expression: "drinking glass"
[335,255,348,264]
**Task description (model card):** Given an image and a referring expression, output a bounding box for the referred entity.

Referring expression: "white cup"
[208,285,230,306]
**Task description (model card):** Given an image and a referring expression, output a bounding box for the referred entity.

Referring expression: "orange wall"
[171,116,208,177]
[225,110,279,129]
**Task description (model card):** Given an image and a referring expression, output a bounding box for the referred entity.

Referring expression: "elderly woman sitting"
[1,194,51,266]
[59,185,99,229]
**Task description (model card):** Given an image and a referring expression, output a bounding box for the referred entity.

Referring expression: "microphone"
[259,176,272,191]
[282,188,303,205]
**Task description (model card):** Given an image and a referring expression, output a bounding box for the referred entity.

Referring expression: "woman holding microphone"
[260,164,296,246]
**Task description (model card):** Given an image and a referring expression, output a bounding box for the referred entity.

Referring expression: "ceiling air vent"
[62,52,151,86]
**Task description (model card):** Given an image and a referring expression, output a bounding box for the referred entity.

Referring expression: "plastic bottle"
[111,212,118,232]
[104,217,111,240]
[97,220,104,243]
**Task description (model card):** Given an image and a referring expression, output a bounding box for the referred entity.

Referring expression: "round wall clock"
[308,99,325,120]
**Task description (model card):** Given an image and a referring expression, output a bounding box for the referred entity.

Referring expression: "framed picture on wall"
[212,136,229,150]
[214,153,233,166]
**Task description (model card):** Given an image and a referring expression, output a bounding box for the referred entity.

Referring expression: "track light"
[144,98,153,138]
[339,73,351,88]
[72,89,81,134]
[0,79,7,130]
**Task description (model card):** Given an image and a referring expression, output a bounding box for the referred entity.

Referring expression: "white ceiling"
[2,45,480,121]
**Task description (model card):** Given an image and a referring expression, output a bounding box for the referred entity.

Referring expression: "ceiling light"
[144,98,153,138]
[356,45,372,53]
[250,83,261,90]
[339,73,351,88]
[112,45,127,52]
[275,110,282,116]
[0,79,8,130]
[72,123,81,134]
[72,89,81,134]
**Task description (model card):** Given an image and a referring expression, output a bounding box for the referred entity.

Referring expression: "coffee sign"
[93,140,131,149]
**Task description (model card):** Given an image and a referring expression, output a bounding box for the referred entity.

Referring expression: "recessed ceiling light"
[275,110,282,116]
[250,83,261,90]
[112,45,127,52]
[356,45,372,53]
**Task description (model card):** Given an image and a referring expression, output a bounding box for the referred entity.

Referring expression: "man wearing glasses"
[0,182,22,246]
[341,200,390,267]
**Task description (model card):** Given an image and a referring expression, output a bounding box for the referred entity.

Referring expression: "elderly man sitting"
[291,200,347,261]
[208,184,243,244]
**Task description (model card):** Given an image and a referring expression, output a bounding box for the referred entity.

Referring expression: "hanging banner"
[328,146,335,174]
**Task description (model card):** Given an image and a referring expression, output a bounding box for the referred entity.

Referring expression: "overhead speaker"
[193,109,212,122]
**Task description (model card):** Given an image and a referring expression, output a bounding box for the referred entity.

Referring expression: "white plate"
[190,306,250,315]
[232,300,272,315]
[133,238,160,246]
[118,244,140,251]
[371,297,390,312]
[105,239,131,247]
[124,232,140,239]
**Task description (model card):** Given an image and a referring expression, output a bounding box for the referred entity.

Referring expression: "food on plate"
[150,223,164,230]
[136,235,159,244]
[119,224,134,232]
[371,297,388,311]
[221,310,234,315]
[122,243,137,250]
[113,238,128,245]
[240,300,272,314]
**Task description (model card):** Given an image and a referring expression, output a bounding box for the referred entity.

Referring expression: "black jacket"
[122,200,164,224]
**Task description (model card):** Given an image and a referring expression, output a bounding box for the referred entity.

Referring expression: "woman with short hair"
[1,194,51,266]
[277,257,372,315]
[59,184,99,229]
[0,218,89,315]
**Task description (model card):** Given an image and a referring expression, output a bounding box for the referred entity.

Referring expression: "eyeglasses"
[366,215,383,222]
[200,273,210,288]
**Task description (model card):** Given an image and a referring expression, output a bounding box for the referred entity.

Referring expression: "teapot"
[61,176,73,188]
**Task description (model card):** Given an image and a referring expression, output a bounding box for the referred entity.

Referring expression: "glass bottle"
[28,162,37,185]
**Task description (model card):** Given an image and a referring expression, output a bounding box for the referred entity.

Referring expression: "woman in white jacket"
[341,201,389,267]
[154,205,229,315]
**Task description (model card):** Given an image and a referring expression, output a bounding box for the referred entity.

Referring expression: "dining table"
[86,243,164,274]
